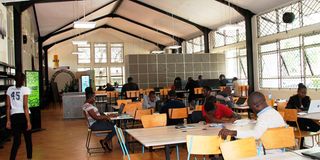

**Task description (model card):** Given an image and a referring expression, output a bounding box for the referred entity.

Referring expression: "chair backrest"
[195,105,203,111]
[169,107,188,119]
[95,90,106,94]
[160,88,171,96]
[82,110,90,127]
[123,102,141,116]
[284,109,298,122]
[114,125,130,159]
[186,135,224,157]
[194,87,203,95]
[266,99,275,107]
[134,109,152,120]
[260,127,295,150]
[141,114,167,128]
[117,99,132,108]
[220,138,257,160]
[126,90,140,98]
[106,91,119,98]
[278,111,285,118]
[277,102,288,112]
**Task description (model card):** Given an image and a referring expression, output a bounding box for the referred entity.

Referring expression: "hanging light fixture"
[167,10,181,51]
[73,0,96,29]
[72,40,88,45]
[151,50,165,54]
[218,0,243,31]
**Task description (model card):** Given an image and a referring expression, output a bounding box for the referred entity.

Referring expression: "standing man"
[121,77,139,98]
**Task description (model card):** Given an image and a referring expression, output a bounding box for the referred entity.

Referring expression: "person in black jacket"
[121,77,139,98]
[286,83,319,148]
[159,90,185,125]
[185,77,199,108]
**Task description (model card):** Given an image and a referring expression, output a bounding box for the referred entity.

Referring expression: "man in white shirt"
[142,91,160,109]
[219,91,286,139]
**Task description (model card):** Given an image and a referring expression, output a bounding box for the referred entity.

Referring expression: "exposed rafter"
[110,0,123,14]
[130,0,211,33]
[41,0,117,40]
[32,4,41,39]
[215,0,254,17]
[44,24,166,50]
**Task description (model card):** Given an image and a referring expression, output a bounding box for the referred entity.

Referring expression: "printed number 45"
[11,92,21,100]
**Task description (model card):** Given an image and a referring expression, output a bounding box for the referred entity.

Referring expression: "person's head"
[168,90,177,99]
[188,77,193,82]
[247,92,268,114]
[148,91,157,102]
[106,83,112,87]
[223,86,232,95]
[85,87,94,100]
[203,86,212,97]
[86,92,96,104]
[219,74,226,80]
[204,96,217,113]
[232,77,238,82]
[297,83,307,99]
[15,72,25,88]
[128,77,133,83]
[198,75,202,80]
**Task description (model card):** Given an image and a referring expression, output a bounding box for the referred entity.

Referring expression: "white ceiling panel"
[107,18,175,46]
[116,0,200,39]
[35,0,114,36]
[139,0,242,29]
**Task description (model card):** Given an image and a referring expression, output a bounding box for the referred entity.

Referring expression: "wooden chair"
[239,85,249,97]
[260,127,295,151]
[187,135,226,160]
[277,102,288,112]
[160,88,171,99]
[126,90,140,99]
[83,111,112,154]
[266,99,275,107]
[95,90,106,94]
[114,125,161,160]
[169,107,188,120]
[123,102,141,116]
[195,105,203,111]
[284,109,320,147]
[220,138,257,160]
[116,99,132,109]
[132,109,153,128]
[141,114,167,128]
[106,91,119,105]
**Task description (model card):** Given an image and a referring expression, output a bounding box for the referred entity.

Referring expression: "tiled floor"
[0,104,187,160]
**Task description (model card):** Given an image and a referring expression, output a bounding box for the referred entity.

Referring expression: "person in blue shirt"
[159,90,185,125]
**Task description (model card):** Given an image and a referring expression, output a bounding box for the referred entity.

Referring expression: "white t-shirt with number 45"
[6,86,31,115]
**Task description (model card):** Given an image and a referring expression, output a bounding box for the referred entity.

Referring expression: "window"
[225,48,248,84]
[110,67,123,85]
[77,68,91,72]
[94,43,107,63]
[77,44,91,64]
[94,68,108,87]
[185,35,204,54]
[214,21,246,47]
[259,33,320,89]
[111,43,124,63]
[258,0,320,37]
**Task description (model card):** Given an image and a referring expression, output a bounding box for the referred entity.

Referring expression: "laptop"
[118,103,125,115]
[236,97,247,106]
[308,100,320,113]
[301,150,320,159]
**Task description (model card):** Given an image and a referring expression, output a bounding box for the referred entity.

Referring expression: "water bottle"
[268,91,272,100]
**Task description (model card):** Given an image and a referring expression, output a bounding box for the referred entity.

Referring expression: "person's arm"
[23,95,32,131]
[303,96,311,111]
[286,96,297,109]
[142,96,151,109]
[87,109,113,121]
[205,111,234,123]
[6,95,11,129]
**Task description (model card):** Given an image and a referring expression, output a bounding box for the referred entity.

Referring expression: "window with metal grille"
[94,67,108,87]
[258,0,320,37]
[225,48,248,84]
[185,35,204,54]
[77,44,91,64]
[111,43,124,63]
[110,67,123,85]
[94,43,107,63]
[214,21,246,47]
[259,32,320,89]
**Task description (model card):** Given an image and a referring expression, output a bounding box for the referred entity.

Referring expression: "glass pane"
[186,40,193,53]
[280,49,301,77]
[279,3,301,32]
[239,56,247,79]
[281,78,302,88]
[302,0,320,26]
[258,11,277,37]
[110,77,123,85]
[260,42,277,53]
[305,46,320,76]
[304,33,320,46]
[280,37,300,49]
[111,44,124,63]
[110,67,122,76]
[111,43,123,47]
[214,31,225,47]
[77,68,90,72]
[94,44,107,63]
[306,78,320,89]
[78,47,90,64]
[238,21,246,42]
[261,53,279,78]
[226,58,238,78]
[95,77,107,86]
[261,79,279,88]
[225,49,237,58]
[225,30,237,45]
[94,68,107,76]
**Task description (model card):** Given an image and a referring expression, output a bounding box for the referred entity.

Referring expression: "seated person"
[232,77,240,97]
[202,86,212,105]
[121,77,139,99]
[286,83,319,148]
[218,92,286,140]
[185,77,199,108]
[219,74,228,86]
[105,83,115,91]
[216,86,234,108]
[142,91,160,109]
[160,90,185,125]
[202,96,240,123]
[82,89,116,151]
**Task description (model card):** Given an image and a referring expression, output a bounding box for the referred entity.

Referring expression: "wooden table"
[298,112,320,121]
[126,122,255,160]
[241,147,320,160]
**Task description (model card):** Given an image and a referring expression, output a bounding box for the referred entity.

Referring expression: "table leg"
[165,145,171,160]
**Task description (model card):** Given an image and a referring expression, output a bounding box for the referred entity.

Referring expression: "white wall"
[0,4,8,64]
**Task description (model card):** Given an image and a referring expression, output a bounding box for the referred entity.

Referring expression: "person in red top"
[202,96,241,123]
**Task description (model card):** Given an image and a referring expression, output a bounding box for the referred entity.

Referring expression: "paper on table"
[233,119,252,126]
